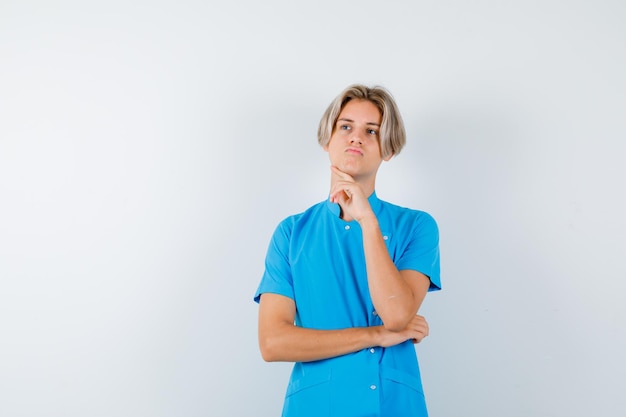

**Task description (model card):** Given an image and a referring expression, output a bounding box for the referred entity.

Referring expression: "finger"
[329,187,350,203]
[331,192,350,207]
[411,321,426,332]
[410,323,429,338]
[330,183,354,203]
[330,193,345,205]
[331,182,364,203]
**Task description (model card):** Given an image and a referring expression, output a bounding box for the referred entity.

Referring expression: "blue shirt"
[255,192,441,417]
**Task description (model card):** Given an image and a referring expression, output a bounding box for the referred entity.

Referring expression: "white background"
[1,1,625,416]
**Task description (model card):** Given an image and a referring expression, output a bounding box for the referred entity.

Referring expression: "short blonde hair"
[317,84,406,159]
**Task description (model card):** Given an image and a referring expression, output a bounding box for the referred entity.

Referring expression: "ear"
[383,151,394,162]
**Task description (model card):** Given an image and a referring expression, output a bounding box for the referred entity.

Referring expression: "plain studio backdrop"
[1,1,625,416]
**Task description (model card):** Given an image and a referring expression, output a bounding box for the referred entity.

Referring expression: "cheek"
[327,135,342,148]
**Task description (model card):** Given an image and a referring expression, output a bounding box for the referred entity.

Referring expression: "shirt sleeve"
[395,211,441,292]
[253,219,295,303]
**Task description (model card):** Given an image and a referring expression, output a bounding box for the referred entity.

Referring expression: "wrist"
[370,326,385,346]
[356,212,378,227]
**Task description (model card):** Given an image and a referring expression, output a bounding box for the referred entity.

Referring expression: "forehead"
[338,99,381,123]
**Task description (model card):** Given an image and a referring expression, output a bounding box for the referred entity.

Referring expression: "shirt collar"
[326,191,382,220]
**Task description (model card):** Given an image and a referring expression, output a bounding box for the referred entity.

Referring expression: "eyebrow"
[337,118,381,127]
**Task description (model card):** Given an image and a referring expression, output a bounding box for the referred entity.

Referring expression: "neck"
[354,176,376,197]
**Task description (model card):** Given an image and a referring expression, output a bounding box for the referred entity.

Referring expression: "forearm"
[260,323,383,362]
[360,216,419,331]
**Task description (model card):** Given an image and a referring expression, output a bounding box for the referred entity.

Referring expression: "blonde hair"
[317,84,406,159]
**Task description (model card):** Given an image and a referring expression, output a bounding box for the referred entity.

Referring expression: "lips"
[346,147,363,155]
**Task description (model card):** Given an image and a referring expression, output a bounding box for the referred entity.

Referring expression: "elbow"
[381,313,413,333]
[259,335,281,362]
[260,347,278,362]
[259,319,295,362]
[382,321,406,333]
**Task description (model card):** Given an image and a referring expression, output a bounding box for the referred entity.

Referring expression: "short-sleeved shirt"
[254,192,441,417]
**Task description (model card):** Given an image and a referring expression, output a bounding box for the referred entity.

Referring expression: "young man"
[254,84,441,416]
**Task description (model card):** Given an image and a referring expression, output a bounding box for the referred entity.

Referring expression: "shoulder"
[274,200,327,232]
[379,199,438,229]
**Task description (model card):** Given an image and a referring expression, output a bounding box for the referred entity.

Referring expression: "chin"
[338,165,360,176]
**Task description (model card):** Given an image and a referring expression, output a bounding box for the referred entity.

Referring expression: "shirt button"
[370,385,377,390]
[372,310,378,316]
[383,235,388,240]
[369,348,375,353]
[344,225,350,230]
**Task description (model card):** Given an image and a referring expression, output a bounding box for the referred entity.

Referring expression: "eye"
[367,129,378,136]
[340,124,351,131]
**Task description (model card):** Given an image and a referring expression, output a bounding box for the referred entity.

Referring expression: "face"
[324,99,390,180]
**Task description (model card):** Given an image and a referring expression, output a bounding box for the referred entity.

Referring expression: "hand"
[377,315,430,347]
[329,166,374,222]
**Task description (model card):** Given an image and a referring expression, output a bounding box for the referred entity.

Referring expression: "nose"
[350,132,363,145]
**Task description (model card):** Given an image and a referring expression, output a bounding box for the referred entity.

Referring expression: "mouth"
[345,147,363,156]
